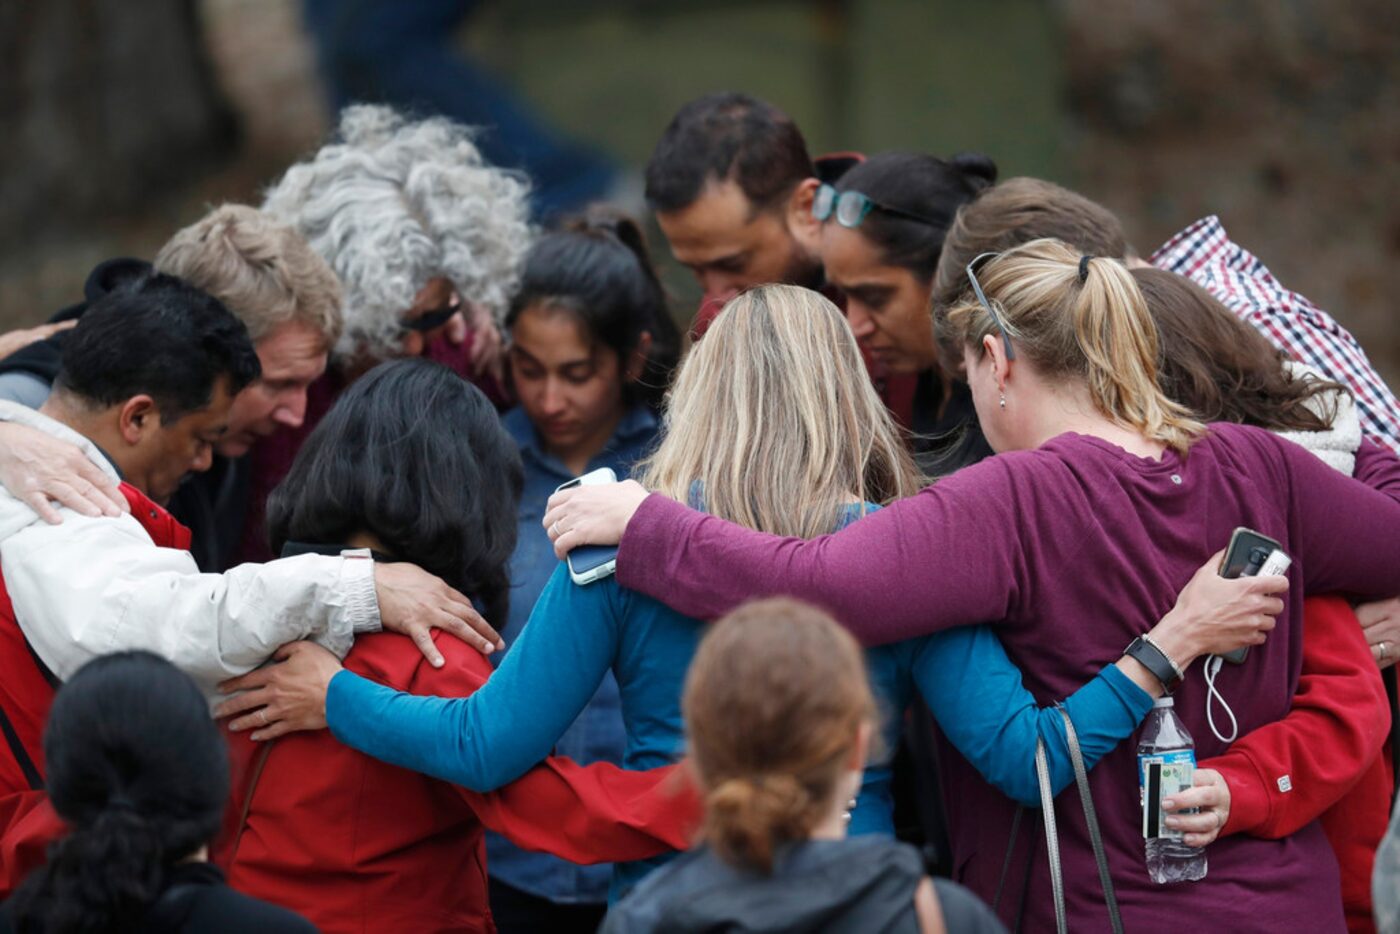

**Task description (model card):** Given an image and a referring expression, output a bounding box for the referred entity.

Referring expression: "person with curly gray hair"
[263,104,532,371]
[233,105,534,565]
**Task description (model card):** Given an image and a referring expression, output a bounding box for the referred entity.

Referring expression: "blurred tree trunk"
[0,0,237,250]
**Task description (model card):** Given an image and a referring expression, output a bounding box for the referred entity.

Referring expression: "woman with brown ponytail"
[544,239,1400,931]
[604,597,1004,934]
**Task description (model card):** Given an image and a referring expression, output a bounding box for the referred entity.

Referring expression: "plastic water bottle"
[1138,696,1208,883]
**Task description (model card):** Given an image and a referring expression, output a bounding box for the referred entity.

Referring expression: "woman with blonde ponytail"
[544,239,1400,931]
[605,598,1005,933]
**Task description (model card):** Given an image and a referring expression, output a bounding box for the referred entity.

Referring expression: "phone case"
[556,468,620,585]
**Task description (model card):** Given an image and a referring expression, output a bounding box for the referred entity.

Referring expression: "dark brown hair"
[932,177,1128,310]
[1134,268,1346,432]
[644,93,816,215]
[682,598,874,873]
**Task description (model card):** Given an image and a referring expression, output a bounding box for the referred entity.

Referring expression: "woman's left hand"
[1162,767,1231,848]
[215,641,344,741]
[543,479,651,559]
[1357,597,1400,670]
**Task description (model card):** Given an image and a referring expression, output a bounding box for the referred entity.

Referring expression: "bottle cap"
[1153,696,1175,708]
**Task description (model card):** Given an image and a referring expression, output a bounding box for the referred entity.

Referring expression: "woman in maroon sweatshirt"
[543,240,1400,932]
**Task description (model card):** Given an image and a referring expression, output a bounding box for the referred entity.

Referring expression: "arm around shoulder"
[2,517,378,696]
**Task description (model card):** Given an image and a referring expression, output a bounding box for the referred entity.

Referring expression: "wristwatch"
[1124,636,1184,694]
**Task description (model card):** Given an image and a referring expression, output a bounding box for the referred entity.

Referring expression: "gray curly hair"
[262,105,533,361]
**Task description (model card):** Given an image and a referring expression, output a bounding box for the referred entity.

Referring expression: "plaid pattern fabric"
[1152,216,1400,454]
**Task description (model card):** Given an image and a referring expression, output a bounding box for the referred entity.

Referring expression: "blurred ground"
[1,0,1394,383]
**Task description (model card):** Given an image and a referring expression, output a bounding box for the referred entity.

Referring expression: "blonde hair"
[683,598,875,873]
[154,204,343,348]
[946,238,1205,454]
[636,284,922,539]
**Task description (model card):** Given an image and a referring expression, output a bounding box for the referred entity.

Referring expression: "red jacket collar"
[119,482,192,551]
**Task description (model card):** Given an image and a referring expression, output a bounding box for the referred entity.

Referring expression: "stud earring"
[999,391,1006,410]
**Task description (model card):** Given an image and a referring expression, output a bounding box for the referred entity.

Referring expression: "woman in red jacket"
[215,359,695,933]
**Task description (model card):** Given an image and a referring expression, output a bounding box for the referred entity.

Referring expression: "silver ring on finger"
[1379,641,1390,660]
[550,521,561,538]
[258,708,269,727]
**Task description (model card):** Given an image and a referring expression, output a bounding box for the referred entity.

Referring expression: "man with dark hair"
[42,273,261,504]
[0,274,500,895]
[644,93,918,419]
[644,93,830,338]
[0,204,344,571]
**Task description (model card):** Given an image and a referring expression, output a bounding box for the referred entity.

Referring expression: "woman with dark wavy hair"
[215,358,691,933]
[1,651,313,934]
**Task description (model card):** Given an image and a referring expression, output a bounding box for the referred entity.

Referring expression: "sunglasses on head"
[965,252,1016,361]
[812,183,941,229]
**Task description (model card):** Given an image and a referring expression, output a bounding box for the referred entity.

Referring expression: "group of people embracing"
[0,91,1397,934]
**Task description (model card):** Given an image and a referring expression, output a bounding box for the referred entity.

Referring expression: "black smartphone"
[1217,527,1286,664]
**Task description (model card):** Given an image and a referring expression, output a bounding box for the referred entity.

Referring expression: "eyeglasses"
[400,296,462,334]
[812,183,941,229]
[966,252,1016,360]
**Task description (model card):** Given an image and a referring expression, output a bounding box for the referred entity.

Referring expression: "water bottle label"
[1139,749,1195,840]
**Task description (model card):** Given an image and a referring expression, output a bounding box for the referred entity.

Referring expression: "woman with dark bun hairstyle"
[603,598,1005,934]
[1,651,314,934]
[817,150,998,472]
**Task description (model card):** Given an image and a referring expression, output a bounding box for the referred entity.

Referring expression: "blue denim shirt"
[486,404,660,904]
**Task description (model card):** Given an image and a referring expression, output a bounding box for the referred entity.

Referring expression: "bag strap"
[992,804,1024,913]
[1057,705,1124,934]
[0,702,42,791]
[1034,736,1068,934]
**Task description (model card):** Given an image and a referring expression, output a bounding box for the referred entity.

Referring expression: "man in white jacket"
[0,273,499,712]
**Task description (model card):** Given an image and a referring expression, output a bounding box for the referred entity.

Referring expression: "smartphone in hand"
[555,467,620,585]
[1217,527,1290,664]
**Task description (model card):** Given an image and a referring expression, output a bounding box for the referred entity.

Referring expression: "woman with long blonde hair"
[247,280,1276,906]
[539,240,1400,930]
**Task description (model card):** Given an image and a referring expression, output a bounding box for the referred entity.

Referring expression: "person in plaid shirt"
[1150,215,1400,455]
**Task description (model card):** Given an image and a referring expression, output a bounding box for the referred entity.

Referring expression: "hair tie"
[1078,255,1092,284]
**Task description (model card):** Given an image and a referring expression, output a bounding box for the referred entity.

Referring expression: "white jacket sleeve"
[1,511,379,697]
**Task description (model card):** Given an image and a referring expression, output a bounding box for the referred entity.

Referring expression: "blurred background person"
[301,0,621,220]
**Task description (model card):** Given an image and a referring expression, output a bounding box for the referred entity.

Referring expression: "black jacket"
[1,862,315,934]
[603,836,1005,934]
